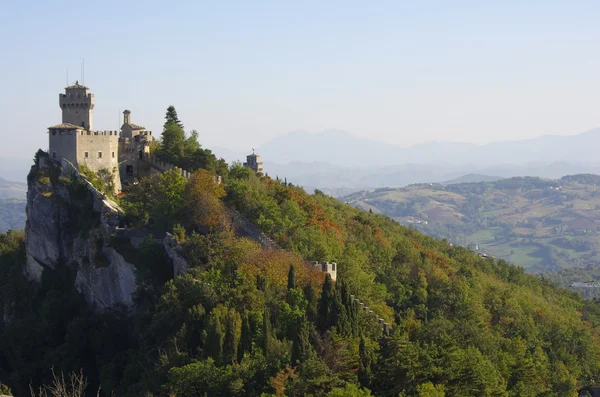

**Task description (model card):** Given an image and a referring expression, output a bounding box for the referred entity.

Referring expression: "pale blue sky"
[1,0,600,158]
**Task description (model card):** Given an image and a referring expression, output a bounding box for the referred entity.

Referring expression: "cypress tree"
[238,312,252,363]
[304,282,318,323]
[223,312,238,365]
[263,307,271,360]
[291,319,310,366]
[358,336,373,388]
[205,317,223,365]
[287,264,296,290]
[318,274,339,333]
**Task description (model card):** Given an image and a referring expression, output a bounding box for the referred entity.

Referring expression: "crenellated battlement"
[89,130,119,136]
[310,261,337,281]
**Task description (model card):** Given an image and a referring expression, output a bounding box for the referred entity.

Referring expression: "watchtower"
[243,150,264,174]
[59,81,95,131]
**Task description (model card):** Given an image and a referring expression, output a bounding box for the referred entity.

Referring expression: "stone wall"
[49,131,78,165]
[76,132,121,192]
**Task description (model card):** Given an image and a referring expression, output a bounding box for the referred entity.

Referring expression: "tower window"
[84,152,89,158]
[112,152,115,158]
[52,152,56,158]
[98,152,102,158]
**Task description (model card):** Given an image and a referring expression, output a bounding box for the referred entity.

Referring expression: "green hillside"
[0,199,26,232]
[345,175,600,274]
[3,111,600,396]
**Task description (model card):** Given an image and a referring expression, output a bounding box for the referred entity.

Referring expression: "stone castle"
[48,82,154,192]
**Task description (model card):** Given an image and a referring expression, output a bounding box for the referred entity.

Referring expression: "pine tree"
[287,264,296,290]
[223,311,238,365]
[164,105,184,129]
[238,312,252,363]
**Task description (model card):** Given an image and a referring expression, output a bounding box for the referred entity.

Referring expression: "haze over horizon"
[2,1,600,159]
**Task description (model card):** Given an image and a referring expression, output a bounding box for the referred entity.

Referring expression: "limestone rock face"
[24,153,137,310]
[164,232,189,277]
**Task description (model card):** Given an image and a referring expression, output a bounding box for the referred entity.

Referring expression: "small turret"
[123,109,131,125]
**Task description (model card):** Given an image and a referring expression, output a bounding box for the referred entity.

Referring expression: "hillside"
[0,177,27,199]
[0,198,26,232]
[4,113,600,396]
[344,175,600,274]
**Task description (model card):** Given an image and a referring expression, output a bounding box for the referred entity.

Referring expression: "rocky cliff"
[24,152,137,310]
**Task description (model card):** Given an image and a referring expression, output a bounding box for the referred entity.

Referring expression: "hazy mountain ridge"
[210,128,600,193]
[0,177,27,199]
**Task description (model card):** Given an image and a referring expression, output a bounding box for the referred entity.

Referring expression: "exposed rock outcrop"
[164,232,189,276]
[24,152,137,310]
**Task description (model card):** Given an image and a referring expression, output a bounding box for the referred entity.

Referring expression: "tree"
[183,169,227,231]
[358,337,373,388]
[159,123,186,164]
[303,282,318,323]
[121,169,187,232]
[416,382,446,397]
[318,274,339,333]
[184,129,201,154]
[29,369,91,397]
[291,318,310,366]
[238,312,252,362]
[223,311,239,365]
[164,105,183,129]
[287,264,296,290]
[263,307,272,360]
[204,317,224,365]
[326,383,373,397]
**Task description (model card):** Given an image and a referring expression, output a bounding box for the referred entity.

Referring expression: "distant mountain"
[258,130,403,166]
[443,174,504,185]
[0,177,27,199]
[253,128,600,168]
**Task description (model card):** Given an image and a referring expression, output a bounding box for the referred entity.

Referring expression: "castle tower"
[49,82,121,193]
[59,81,94,131]
[243,150,264,174]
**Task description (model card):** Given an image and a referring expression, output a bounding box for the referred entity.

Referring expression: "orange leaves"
[184,169,228,230]
[239,248,325,290]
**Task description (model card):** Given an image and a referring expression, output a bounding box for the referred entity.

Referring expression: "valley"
[345,174,600,274]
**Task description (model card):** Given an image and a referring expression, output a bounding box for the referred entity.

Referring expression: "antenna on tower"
[82,58,85,85]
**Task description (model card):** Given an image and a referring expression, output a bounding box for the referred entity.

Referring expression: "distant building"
[243,150,264,173]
